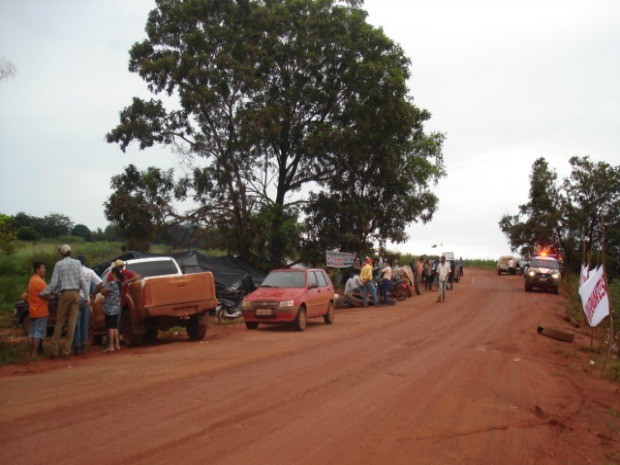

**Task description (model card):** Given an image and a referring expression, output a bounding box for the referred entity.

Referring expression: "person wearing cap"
[40,244,89,359]
[72,254,103,355]
[360,257,378,307]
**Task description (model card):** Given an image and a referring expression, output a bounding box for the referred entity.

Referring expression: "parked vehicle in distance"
[241,268,335,331]
[91,257,218,345]
[497,255,515,275]
[524,256,561,294]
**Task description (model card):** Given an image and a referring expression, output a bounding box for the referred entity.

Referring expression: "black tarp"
[93,250,265,295]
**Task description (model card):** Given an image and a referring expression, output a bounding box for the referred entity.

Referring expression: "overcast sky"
[1,0,618,259]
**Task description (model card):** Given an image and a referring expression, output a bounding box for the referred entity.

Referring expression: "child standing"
[101,267,123,352]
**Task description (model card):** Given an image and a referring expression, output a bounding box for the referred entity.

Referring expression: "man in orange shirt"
[26,261,52,359]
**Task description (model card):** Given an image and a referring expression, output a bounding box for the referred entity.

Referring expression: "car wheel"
[121,311,143,346]
[245,321,259,330]
[187,316,207,340]
[293,306,307,331]
[22,316,31,338]
[323,302,335,324]
[553,286,559,295]
[525,284,532,292]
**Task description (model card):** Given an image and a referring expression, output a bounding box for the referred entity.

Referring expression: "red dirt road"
[1,268,619,465]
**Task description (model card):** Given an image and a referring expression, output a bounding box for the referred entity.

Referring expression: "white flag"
[578,266,610,327]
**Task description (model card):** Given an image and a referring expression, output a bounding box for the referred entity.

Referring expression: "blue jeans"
[363,281,378,306]
[437,279,447,301]
[380,279,390,305]
[73,298,90,348]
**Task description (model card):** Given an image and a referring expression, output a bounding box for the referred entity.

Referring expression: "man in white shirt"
[344,273,363,296]
[436,256,451,303]
[73,254,102,355]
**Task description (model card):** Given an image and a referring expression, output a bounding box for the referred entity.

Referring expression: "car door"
[306,271,320,317]
[314,270,331,314]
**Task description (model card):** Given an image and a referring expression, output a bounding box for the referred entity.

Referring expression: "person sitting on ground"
[344,273,363,296]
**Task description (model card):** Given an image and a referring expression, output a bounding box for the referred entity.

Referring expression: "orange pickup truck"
[91,257,217,346]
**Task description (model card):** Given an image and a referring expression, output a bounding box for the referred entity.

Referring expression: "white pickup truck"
[91,257,218,346]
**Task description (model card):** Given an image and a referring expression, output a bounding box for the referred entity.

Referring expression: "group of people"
[344,256,408,307]
[421,257,464,289]
[344,255,465,306]
[23,244,140,360]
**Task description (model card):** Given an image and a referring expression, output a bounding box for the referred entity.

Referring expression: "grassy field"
[0,239,181,323]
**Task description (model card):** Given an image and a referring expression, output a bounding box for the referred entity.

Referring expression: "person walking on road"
[40,244,89,359]
[436,256,451,303]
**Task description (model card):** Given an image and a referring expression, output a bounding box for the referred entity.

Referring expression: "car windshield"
[531,259,558,270]
[261,271,306,288]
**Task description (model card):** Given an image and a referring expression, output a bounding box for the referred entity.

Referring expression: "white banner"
[578,266,610,327]
[326,251,357,269]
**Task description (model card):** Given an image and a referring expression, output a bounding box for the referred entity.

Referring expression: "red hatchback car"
[241,268,335,331]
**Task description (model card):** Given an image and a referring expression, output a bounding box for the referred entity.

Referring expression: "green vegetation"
[565,269,619,381]
[106,0,445,269]
[499,156,619,278]
[0,240,122,324]
[466,259,496,270]
[0,334,28,365]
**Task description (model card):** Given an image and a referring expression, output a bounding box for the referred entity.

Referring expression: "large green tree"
[563,156,620,255]
[108,0,444,267]
[499,157,567,257]
[104,164,180,251]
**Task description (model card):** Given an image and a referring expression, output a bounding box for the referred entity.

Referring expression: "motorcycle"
[215,287,245,322]
[387,279,408,301]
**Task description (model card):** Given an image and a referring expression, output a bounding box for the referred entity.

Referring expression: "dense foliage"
[107,0,444,268]
[499,156,620,273]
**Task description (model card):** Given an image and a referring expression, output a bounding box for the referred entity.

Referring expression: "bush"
[16,226,41,241]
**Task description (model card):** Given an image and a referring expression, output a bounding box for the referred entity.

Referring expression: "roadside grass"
[0,239,204,327]
[0,333,28,365]
[565,270,619,382]
[467,259,496,271]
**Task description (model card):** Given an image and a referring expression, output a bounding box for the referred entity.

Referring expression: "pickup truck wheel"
[22,316,31,337]
[293,307,307,331]
[87,324,103,346]
[323,302,335,324]
[121,311,143,347]
[187,317,207,340]
[245,321,259,330]
[143,328,159,342]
